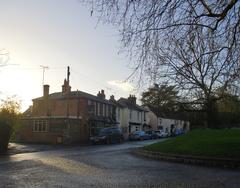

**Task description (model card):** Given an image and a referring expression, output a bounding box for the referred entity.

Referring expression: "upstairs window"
[106,105,108,117]
[100,103,103,116]
[118,108,120,120]
[108,106,112,117]
[103,104,105,116]
[87,100,95,115]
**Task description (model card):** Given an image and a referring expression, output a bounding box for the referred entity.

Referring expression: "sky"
[0,0,140,111]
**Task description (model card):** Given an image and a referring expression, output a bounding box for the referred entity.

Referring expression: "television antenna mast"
[40,65,49,85]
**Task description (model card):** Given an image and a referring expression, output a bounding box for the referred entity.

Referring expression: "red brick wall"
[17,118,89,144]
[17,119,63,144]
[32,97,88,118]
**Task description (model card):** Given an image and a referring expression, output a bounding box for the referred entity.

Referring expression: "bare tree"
[83,0,240,126]
[85,1,239,75]
[151,26,240,127]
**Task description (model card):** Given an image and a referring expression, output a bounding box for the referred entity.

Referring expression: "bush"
[0,117,12,153]
[0,97,21,153]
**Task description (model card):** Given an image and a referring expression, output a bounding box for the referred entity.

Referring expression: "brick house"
[18,77,116,144]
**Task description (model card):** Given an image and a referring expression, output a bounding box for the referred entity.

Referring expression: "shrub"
[0,97,21,153]
[0,116,12,153]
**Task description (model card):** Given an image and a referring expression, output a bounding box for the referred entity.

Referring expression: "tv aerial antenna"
[40,65,49,86]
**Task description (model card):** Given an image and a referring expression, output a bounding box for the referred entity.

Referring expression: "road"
[0,139,239,188]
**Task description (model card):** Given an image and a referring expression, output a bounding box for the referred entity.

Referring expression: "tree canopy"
[84,0,240,127]
[86,0,240,78]
[141,84,179,115]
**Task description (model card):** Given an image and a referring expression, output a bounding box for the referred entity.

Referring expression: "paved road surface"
[0,139,240,188]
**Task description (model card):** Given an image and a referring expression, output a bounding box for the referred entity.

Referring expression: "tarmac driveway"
[0,139,240,188]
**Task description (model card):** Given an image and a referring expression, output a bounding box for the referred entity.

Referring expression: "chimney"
[62,79,71,94]
[110,95,115,101]
[101,90,105,99]
[43,84,49,98]
[97,89,105,99]
[128,95,136,105]
[62,67,71,94]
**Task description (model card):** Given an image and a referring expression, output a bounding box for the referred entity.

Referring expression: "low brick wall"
[133,148,240,169]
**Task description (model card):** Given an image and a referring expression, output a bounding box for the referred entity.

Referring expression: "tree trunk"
[205,98,217,128]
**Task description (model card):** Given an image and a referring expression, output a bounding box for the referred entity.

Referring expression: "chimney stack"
[62,66,71,94]
[97,89,106,99]
[43,84,49,98]
[62,79,71,94]
[128,95,136,105]
[110,95,115,101]
[101,90,105,99]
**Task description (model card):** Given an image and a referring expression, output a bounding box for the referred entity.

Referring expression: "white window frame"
[106,105,108,117]
[33,120,49,132]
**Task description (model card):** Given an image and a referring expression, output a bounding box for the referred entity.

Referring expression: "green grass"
[144,129,240,159]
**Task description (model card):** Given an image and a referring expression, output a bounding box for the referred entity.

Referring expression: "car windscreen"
[134,131,144,135]
[99,128,111,136]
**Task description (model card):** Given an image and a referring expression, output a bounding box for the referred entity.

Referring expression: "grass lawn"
[144,129,240,159]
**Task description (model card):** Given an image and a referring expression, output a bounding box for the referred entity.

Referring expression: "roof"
[156,111,188,121]
[33,90,114,105]
[117,98,147,111]
[109,99,126,108]
[23,106,33,117]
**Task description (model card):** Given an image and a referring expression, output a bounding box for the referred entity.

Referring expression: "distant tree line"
[141,84,240,129]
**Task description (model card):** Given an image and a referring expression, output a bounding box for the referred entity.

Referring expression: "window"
[96,102,99,116]
[100,103,103,116]
[130,110,132,120]
[103,104,105,116]
[137,111,140,120]
[94,102,97,115]
[118,108,120,120]
[159,126,163,130]
[88,100,94,115]
[88,100,92,105]
[96,103,101,116]
[33,120,48,132]
[109,106,112,117]
[106,105,108,117]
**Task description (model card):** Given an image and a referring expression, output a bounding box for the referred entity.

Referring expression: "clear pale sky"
[0,0,138,111]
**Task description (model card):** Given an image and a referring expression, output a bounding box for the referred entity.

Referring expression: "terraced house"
[110,95,148,140]
[18,68,116,144]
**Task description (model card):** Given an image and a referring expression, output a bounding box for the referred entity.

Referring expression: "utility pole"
[40,65,49,85]
[67,66,70,83]
[66,66,70,118]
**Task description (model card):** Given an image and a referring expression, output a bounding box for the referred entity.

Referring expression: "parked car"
[174,128,184,136]
[145,130,159,139]
[129,131,151,141]
[154,130,169,138]
[90,127,123,144]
